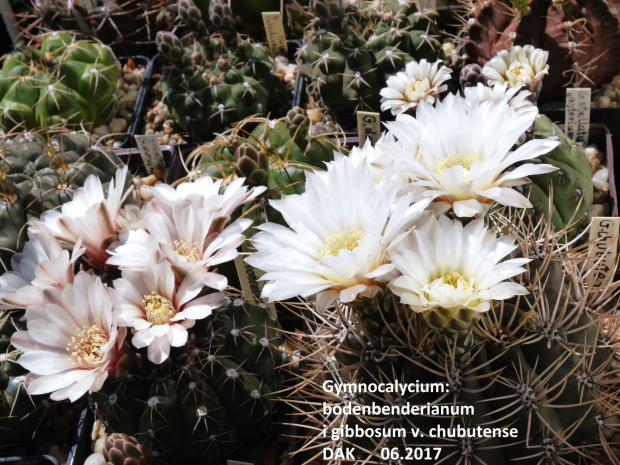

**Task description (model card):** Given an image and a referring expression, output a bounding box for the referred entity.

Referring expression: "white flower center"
[143,292,176,325]
[434,153,477,176]
[405,79,429,102]
[506,62,534,83]
[422,271,475,309]
[442,271,470,292]
[67,325,108,369]
[320,229,365,259]
[173,239,202,262]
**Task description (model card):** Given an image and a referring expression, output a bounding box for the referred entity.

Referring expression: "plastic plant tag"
[234,253,277,318]
[586,217,619,285]
[262,12,288,56]
[565,88,591,146]
[357,111,381,147]
[134,135,165,175]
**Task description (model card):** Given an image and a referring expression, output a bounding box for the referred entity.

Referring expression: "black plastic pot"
[113,55,154,148]
[0,457,59,465]
[65,408,94,465]
[113,144,180,179]
[588,123,618,217]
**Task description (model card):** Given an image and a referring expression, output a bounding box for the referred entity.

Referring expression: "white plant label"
[587,217,620,285]
[134,135,165,175]
[262,12,288,56]
[565,88,591,146]
[357,111,381,147]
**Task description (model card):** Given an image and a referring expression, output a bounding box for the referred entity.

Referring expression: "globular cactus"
[91,299,284,464]
[523,115,594,236]
[17,0,175,54]
[0,32,120,132]
[462,0,620,101]
[283,211,620,464]
[155,0,281,140]
[298,0,442,125]
[190,107,345,242]
[0,129,122,266]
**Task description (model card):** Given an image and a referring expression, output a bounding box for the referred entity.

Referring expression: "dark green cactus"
[155,0,281,140]
[0,130,122,266]
[298,0,442,126]
[284,212,620,464]
[17,0,175,54]
[91,299,284,464]
[0,32,120,132]
[525,115,594,236]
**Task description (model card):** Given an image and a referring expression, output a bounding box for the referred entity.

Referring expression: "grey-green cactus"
[525,115,594,236]
[284,211,620,464]
[0,129,122,266]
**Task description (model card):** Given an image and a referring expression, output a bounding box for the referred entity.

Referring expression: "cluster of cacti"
[91,299,284,463]
[17,0,175,54]
[0,32,120,132]
[525,115,594,235]
[155,0,282,140]
[297,0,442,124]
[284,210,620,464]
[461,0,620,101]
[192,106,345,240]
[0,129,122,266]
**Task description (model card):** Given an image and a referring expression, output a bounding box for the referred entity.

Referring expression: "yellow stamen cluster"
[320,229,365,259]
[67,325,108,369]
[173,240,202,263]
[434,153,477,176]
[442,271,470,292]
[143,292,176,325]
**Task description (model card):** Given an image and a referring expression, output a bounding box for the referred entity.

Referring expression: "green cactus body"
[0,33,120,132]
[0,131,122,265]
[285,216,620,464]
[91,300,284,463]
[463,0,620,101]
[156,0,282,140]
[526,115,594,235]
[194,108,344,243]
[298,0,441,126]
